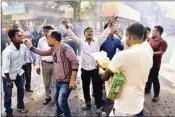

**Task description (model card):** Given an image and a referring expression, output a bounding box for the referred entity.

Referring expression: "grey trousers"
[41,61,55,99]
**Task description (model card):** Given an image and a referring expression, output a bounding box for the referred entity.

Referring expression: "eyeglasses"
[54,53,57,63]
[86,30,93,33]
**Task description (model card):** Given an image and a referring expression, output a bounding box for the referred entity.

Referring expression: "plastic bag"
[91,51,110,68]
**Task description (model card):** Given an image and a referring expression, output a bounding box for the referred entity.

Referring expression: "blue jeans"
[136,110,144,117]
[54,82,71,117]
[2,74,25,113]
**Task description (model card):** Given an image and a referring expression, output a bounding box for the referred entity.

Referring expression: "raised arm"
[30,47,52,56]
[62,19,81,45]
[24,39,52,56]
[97,27,111,46]
[97,16,117,46]
[66,28,81,45]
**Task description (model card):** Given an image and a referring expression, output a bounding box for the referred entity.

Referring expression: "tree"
[54,1,81,21]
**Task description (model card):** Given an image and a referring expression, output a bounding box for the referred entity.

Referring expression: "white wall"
[169,48,175,70]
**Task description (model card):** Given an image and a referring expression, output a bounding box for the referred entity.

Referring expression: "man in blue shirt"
[100,23,124,60]
[22,34,36,92]
[22,48,36,92]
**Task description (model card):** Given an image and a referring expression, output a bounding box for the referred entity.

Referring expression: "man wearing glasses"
[24,30,79,117]
[36,26,55,105]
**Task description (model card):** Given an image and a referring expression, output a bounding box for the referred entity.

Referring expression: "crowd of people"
[1,16,168,117]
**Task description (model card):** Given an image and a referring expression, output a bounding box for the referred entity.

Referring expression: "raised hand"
[108,15,117,29]
[62,18,69,29]
[23,39,33,49]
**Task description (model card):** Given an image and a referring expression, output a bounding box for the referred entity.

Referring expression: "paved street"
[1,36,175,116]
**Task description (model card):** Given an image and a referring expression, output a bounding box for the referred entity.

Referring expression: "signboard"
[12,8,73,20]
[101,2,119,17]
[101,2,140,21]
[3,3,26,15]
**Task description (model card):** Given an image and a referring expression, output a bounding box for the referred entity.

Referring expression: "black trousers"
[145,66,160,96]
[23,63,32,90]
[81,68,103,108]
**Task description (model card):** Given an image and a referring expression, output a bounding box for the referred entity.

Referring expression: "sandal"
[43,98,51,105]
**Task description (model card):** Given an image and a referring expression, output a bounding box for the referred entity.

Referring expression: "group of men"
[1,15,168,117]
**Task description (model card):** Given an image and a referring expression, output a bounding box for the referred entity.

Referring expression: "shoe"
[26,89,34,92]
[43,98,51,105]
[82,102,91,110]
[16,108,28,113]
[57,113,64,117]
[152,95,160,102]
[145,90,151,94]
[96,107,107,117]
[6,113,14,117]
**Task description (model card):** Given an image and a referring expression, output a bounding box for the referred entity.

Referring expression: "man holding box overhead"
[99,23,153,116]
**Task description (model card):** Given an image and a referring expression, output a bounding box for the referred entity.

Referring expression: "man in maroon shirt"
[145,26,168,102]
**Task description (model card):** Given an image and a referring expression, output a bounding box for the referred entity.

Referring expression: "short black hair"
[43,25,54,30]
[104,23,109,30]
[84,27,93,34]
[50,31,62,42]
[154,25,163,35]
[126,23,145,40]
[146,27,151,32]
[143,27,147,41]
[8,29,20,40]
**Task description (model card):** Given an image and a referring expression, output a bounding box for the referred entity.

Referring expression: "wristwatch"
[30,46,34,51]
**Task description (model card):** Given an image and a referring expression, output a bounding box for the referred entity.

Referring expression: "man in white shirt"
[100,23,153,116]
[2,29,28,117]
[36,26,55,105]
[62,17,116,116]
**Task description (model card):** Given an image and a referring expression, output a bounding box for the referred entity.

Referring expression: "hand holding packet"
[91,51,126,100]
[91,51,110,69]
